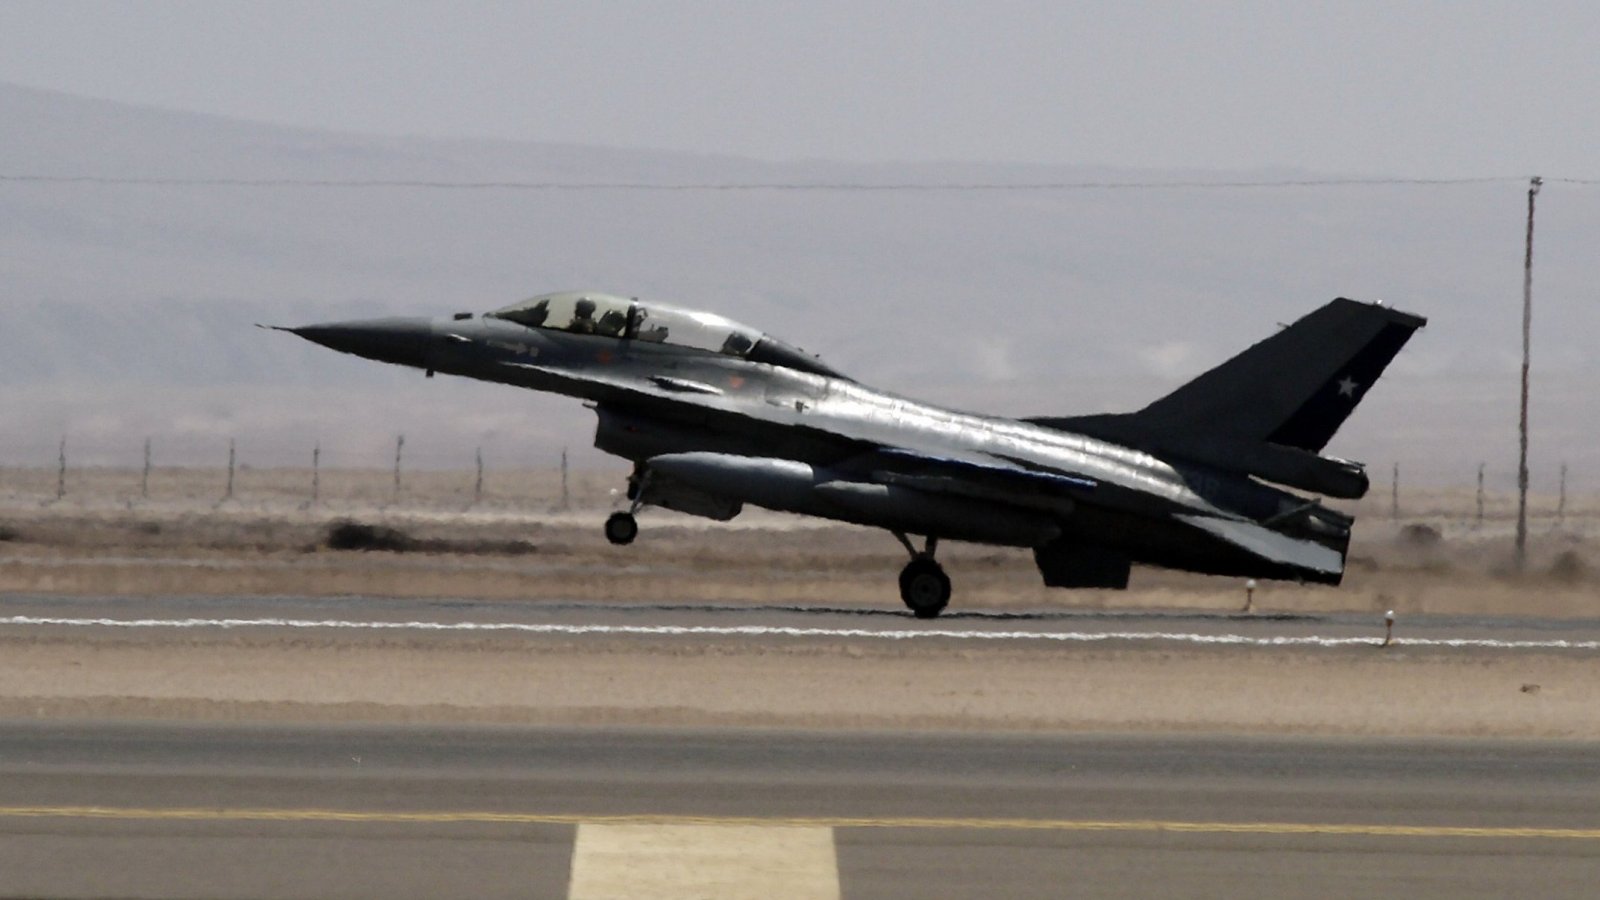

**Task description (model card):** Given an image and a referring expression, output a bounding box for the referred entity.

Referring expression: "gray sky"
[1,1,1595,176]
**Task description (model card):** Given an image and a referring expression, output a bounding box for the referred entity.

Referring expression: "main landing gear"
[893,532,951,619]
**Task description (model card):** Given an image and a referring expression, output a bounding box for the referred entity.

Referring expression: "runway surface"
[6,591,1600,648]
[1,721,1596,899]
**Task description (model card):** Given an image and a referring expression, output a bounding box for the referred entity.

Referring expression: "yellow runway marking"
[569,823,839,900]
[0,806,1596,840]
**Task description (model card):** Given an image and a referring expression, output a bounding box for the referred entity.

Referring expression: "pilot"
[569,298,598,334]
[596,308,628,337]
[721,332,755,355]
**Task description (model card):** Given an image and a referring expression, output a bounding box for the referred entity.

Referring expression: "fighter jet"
[278,292,1425,617]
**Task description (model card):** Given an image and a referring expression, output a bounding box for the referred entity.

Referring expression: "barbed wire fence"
[12,434,1589,526]
[7,435,605,511]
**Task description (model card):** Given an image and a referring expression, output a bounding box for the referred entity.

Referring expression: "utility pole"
[141,437,151,499]
[56,437,66,501]
[1515,176,1541,571]
[474,447,484,504]
[224,439,236,501]
[311,442,321,506]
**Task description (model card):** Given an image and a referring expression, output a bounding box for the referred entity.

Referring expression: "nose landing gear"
[604,465,649,545]
[893,532,951,619]
[604,511,638,545]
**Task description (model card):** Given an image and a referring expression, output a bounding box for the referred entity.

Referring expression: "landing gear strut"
[604,466,649,546]
[893,532,951,619]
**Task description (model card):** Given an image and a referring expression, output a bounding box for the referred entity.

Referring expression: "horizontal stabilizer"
[1175,514,1344,580]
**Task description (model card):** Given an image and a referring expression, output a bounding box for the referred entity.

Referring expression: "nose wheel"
[604,511,638,545]
[893,532,951,618]
[604,465,652,546]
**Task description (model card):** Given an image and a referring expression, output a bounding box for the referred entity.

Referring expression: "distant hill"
[1,82,1593,491]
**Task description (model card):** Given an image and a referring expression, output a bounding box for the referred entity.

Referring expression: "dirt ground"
[1,467,1596,737]
[1,628,1595,738]
[1,466,1595,617]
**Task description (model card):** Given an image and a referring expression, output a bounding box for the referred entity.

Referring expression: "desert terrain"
[1,465,1596,737]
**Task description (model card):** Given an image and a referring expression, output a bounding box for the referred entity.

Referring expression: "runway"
[1,722,1597,898]
[7,590,1600,647]
[2,591,1599,739]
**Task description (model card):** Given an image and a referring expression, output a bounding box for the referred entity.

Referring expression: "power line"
[0,173,1570,192]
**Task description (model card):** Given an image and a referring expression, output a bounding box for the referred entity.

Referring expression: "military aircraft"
[276,292,1425,617]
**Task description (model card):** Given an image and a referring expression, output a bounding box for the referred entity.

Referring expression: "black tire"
[898,557,951,619]
[604,511,639,546]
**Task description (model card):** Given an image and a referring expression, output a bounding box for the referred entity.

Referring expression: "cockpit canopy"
[487,291,845,379]
[488,292,636,339]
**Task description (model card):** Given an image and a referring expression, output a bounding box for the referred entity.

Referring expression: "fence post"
[1390,463,1399,520]
[1558,462,1567,525]
[56,437,66,501]
[312,442,321,507]
[560,447,570,511]
[224,439,236,501]
[474,447,484,504]
[392,435,405,501]
[1476,463,1485,525]
[142,437,151,499]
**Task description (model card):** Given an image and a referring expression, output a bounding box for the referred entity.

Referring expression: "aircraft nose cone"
[290,317,434,368]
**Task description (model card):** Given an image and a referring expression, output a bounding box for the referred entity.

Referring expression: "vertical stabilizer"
[1029,297,1426,454]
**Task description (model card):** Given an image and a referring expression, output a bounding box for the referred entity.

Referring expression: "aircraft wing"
[862,447,1097,514]
[507,361,1111,520]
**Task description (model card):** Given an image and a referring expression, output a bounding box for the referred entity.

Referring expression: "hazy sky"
[2,1,1595,176]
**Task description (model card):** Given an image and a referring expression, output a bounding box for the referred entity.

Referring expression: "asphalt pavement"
[0,721,1596,899]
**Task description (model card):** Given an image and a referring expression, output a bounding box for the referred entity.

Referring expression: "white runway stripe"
[0,615,1596,650]
[568,823,839,900]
